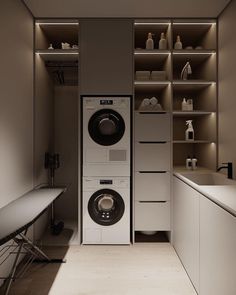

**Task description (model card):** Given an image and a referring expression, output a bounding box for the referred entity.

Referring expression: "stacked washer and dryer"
[82,96,131,244]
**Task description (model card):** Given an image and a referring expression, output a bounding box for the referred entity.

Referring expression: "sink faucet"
[217,162,233,179]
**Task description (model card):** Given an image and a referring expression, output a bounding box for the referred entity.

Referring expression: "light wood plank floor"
[8,243,196,295]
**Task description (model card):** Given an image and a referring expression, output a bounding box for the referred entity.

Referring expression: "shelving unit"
[134,19,217,170]
[34,20,80,245]
[35,20,79,86]
[133,19,217,241]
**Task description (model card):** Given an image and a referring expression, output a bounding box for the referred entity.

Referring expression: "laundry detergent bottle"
[185,120,194,141]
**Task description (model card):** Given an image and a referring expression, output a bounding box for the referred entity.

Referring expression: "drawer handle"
[138,171,167,174]
[138,112,167,114]
[138,141,167,144]
[139,201,167,203]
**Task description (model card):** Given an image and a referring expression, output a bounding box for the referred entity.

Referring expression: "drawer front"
[135,112,171,141]
[135,172,170,201]
[135,201,170,231]
[135,142,171,171]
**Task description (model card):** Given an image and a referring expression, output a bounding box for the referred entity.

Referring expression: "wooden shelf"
[173,111,214,116]
[173,140,213,144]
[134,49,170,55]
[36,49,79,61]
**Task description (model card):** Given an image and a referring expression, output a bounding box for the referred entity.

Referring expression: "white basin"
[181,172,236,185]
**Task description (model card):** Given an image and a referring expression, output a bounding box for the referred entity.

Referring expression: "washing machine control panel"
[83,177,129,189]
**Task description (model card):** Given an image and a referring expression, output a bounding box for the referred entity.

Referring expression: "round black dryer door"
[88,109,125,146]
[88,189,125,226]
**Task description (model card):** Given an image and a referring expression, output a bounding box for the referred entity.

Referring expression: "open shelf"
[36,49,79,61]
[35,20,79,50]
[134,20,171,50]
[172,21,216,50]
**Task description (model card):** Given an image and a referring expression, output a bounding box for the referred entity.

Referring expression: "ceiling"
[23,0,231,18]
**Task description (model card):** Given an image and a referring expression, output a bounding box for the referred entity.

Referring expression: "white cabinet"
[173,176,236,295]
[135,142,171,171]
[135,112,171,141]
[135,201,170,231]
[173,176,200,292]
[199,197,236,295]
[135,172,170,201]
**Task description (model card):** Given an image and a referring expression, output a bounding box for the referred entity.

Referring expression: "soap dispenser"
[146,32,154,50]
[186,155,192,170]
[185,120,194,141]
[159,32,167,50]
[192,156,198,170]
[181,98,188,111]
[174,35,183,49]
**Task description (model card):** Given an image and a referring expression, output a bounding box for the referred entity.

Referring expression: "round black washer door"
[88,189,125,226]
[88,109,125,146]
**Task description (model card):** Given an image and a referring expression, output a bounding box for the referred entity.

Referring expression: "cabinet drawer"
[135,172,170,201]
[135,112,171,141]
[135,201,170,231]
[135,142,171,171]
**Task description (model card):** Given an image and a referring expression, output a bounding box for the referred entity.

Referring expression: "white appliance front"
[82,96,131,176]
[82,177,130,244]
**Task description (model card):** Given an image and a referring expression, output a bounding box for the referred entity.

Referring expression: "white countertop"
[174,167,236,217]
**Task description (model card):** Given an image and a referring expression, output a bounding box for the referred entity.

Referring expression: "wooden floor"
[7,243,196,295]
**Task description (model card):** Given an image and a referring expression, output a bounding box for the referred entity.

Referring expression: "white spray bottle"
[185,120,194,141]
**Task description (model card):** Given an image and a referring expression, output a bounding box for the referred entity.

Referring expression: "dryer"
[82,177,130,244]
[82,96,131,177]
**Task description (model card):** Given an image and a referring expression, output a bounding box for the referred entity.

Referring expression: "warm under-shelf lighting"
[36,52,78,55]
[36,22,79,25]
[173,51,216,55]
[134,22,171,25]
[134,81,170,85]
[134,51,170,55]
[173,22,216,25]
[173,81,216,85]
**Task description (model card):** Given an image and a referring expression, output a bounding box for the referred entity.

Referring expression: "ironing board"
[0,187,66,295]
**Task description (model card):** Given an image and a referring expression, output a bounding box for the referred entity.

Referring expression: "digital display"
[100,100,113,105]
[100,180,113,185]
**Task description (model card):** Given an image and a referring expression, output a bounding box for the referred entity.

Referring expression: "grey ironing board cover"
[0,188,65,246]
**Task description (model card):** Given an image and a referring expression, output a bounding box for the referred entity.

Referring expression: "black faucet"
[217,162,233,179]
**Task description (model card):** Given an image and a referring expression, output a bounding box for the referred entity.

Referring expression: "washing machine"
[82,96,131,177]
[82,176,130,244]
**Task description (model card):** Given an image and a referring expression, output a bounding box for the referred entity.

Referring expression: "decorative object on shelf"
[139,98,150,110]
[150,96,163,111]
[192,156,198,170]
[195,46,203,50]
[186,155,192,170]
[48,44,54,50]
[146,32,154,50]
[150,70,166,81]
[61,42,71,49]
[185,46,193,50]
[186,99,193,111]
[185,120,194,141]
[181,98,188,111]
[180,61,192,80]
[72,44,78,49]
[174,35,182,49]
[135,70,150,80]
[159,32,167,50]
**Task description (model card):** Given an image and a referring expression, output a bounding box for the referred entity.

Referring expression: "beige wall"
[218,0,236,179]
[0,0,33,286]
[0,0,33,208]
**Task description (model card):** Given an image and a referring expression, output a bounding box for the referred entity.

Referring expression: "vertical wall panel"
[80,19,133,95]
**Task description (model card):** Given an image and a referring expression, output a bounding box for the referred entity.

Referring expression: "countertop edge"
[173,171,236,217]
